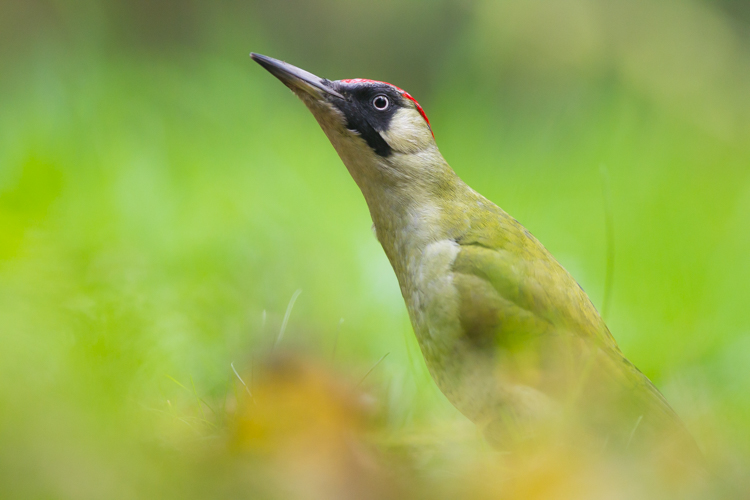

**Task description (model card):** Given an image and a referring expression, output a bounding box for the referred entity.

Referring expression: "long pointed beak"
[250,53,345,100]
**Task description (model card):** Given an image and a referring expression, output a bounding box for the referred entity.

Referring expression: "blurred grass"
[0,0,749,498]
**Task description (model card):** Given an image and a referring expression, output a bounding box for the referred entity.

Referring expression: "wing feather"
[449,216,695,450]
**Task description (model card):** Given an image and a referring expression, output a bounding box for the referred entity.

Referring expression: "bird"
[249,53,699,457]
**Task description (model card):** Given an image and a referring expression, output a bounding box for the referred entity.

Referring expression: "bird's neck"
[356,154,472,283]
[323,126,472,276]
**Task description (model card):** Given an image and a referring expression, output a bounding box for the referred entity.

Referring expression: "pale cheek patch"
[381,108,433,154]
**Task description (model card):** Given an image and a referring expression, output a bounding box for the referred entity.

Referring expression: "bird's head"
[251,53,449,198]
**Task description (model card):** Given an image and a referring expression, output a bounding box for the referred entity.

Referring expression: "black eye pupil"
[373,95,389,110]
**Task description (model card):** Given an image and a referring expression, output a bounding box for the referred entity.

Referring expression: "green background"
[1,0,749,497]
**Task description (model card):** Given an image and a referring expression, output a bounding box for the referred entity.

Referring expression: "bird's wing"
[450,212,689,439]
[451,212,616,351]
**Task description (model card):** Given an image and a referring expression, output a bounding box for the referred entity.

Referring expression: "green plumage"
[250,53,699,458]
[443,201,687,449]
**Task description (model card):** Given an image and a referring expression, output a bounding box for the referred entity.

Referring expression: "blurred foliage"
[0,0,749,498]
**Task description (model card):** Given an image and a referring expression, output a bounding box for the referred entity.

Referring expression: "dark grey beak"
[250,53,345,100]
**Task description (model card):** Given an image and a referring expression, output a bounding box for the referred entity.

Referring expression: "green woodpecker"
[250,53,697,453]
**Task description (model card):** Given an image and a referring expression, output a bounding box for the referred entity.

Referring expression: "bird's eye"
[372,95,389,111]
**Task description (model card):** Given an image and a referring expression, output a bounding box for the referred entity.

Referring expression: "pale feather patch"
[413,239,461,342]
[380,108,434,154]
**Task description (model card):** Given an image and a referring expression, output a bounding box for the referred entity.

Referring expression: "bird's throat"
[360,166,472,295]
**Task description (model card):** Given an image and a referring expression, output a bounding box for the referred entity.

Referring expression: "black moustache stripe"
[331,83,407,158]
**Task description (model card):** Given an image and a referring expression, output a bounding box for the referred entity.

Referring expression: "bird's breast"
[407,238,462,348]
[401,239,492,410]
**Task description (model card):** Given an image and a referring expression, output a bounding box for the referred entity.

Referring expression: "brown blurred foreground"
[220,353,718,500]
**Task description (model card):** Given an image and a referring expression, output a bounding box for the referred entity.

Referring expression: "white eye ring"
[373,95,389,111]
